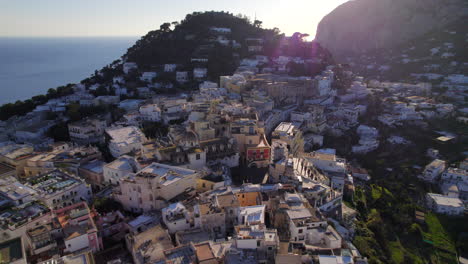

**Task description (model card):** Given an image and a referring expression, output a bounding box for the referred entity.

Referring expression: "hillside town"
[0,14,467,264]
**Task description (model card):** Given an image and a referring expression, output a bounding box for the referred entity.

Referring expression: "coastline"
[0,36,138,106]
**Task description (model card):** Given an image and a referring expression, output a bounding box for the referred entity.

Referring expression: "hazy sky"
[0,0,348,39]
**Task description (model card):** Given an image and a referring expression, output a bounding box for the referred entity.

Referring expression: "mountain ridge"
[315,0,468,58]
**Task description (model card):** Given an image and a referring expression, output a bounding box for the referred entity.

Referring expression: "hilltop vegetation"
[122,11,332,79]
[125,11,276,67]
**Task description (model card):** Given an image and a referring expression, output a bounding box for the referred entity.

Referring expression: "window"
[196,154,201,160]
[257,241,260,247]
[298,229,303,234]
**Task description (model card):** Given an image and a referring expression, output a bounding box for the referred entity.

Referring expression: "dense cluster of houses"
[0,25,466,264]
[421,158,467,216]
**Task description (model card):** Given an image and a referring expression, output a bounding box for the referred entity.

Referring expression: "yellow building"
[196,178,216,193]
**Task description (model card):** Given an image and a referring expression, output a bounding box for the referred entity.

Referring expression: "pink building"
[54,202,103,253]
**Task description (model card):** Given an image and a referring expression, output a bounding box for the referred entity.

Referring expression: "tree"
[253,20,263,28]
[207,44,237,81]
[32,94,48,104]
[46,88,58,98]
[287,61,307,77]
[66,103,82,121]
[93,197,123,213]
[457,233,468,257]
[159,22,171,33]
[47,122,70,142]
[142,121,168,139]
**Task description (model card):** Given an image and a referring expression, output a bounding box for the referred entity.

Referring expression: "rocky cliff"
[315,0,467,58]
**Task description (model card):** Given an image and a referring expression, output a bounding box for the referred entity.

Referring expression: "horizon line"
[0,35,142,38]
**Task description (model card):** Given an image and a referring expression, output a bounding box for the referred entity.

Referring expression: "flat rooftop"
[176,229,211,245]
[274,122,296,134]
[28,170,82,195]
[0,237,24,264]
[131,225,173,262]
[137,162,196,179]
[106,126,145,146]
[105,156,135,171]
[427,193,463,207]
[81,160,105,174]
[0,143,34,160]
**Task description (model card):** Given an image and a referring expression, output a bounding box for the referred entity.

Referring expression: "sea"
[0,37,138,105]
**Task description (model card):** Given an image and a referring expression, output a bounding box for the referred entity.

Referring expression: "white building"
[426,193,464,215]
[164,64,177,72]
[302,152,346,175]
[441,167,468,184]
[234,225,279,258]
[103,155,140,185]
[27,170,92,210]
[114,163,200,213]
[421,159,446,183]
[199,81,218,89]
[176,71,189,83]
[161,202,200,234]
[314,76,332,96]
[123,62,138,74]
[15,121,55,146]
[139,104,162,122]
[210,27,231,34]
[140,72,157,82]
[106,126,147,158]
[54,202,102,253]
[352,125,379,154]
[68,117,107,145]
[193,68,208,79]
[119,99,144,111]
[237,205,265,226]
[287,207,327,243]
